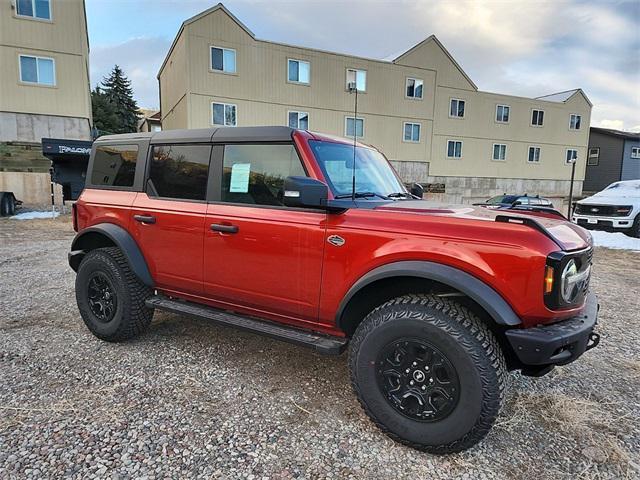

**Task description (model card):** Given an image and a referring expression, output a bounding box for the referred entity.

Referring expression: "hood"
[375,200,592,251]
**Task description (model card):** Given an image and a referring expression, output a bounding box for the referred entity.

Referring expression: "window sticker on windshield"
[230,163,251,193]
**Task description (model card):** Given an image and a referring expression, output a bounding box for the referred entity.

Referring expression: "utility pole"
[567,152,577,218]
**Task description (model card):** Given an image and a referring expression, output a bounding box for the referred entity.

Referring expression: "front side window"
[496,105,510,123]
[210,46,236,73]
[91,144,138,187]
[528,146,541,163]
[403,122,421,142]
[16,0,51,20]
[531,109,544,126]
[406,78,423,99]
[346,68,366,92]
[288,111,309,130]
[450,99,465,118]
[221,144,306,206]
[447,140,463,158]
[493,144,507,161]
[19,55,55,86]
[288,59,310,84]
[631,147,640,159]
[345,117,364,138]
[566,149,578,164]
[148,145,211,201]
[569,114,581,130]
[309,141,405,198]
[212,103,237,126]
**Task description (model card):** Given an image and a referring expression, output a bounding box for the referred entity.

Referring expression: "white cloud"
[595,119,625,130]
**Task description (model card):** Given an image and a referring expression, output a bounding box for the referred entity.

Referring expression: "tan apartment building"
[0,0,91,205]
[158,3,592,203]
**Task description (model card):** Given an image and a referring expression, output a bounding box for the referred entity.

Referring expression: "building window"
[16,0,51,20]
[288,59,310,84]
[450,99,465,118]
[531,109,544,126]
[631,147,640,159]
[447,140,463,158]
[406,78,423,99]
[496,105,510,123]
[19,55,55,86]
[403,123,421,142]
[210,46,236,73]
[345,117,364,138]
[569,114,581,130]
[493,144,507,161]
[587,147,599,166]
[566,149,578,164]
[212,103,237,126]
[288,111,309,130]
[528,146,541,163]
[346,68,366,92]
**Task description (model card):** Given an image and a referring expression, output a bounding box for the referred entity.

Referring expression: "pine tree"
[94,65,140,135]
[91,86,119,136]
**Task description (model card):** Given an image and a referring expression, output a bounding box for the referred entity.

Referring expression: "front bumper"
[573,214,634,231]
[506,292,600,372]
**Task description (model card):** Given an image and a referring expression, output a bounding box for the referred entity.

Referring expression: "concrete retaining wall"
[0,112,91,143]
[0,171,63,207]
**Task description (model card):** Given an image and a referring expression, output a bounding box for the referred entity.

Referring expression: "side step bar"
[146,296,348,355]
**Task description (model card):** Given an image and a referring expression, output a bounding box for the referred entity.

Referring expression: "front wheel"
[349,294,507,454]
[75,247,154,341]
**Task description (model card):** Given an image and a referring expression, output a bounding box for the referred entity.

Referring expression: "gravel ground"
[1,215,638,480]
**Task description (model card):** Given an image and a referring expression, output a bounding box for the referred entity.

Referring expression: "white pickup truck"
[573,180,640,238]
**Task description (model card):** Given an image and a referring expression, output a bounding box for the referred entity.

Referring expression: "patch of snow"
[589,230,640,252]
[11,211,60,220]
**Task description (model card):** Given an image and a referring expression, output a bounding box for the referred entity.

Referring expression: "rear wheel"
[75,247,154,341]
[349,294,507,454]
[0,193,15,217]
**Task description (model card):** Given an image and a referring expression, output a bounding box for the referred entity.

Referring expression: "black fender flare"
[336,260,521,328]
[69,223,154,287]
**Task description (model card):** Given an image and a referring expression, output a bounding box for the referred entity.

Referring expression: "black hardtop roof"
[94,126,295,144]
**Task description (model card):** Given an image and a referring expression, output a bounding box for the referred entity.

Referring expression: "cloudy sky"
[86,0,640,131]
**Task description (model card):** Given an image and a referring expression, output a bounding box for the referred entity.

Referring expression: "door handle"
[210,223,238,234]
[134,214,156,224]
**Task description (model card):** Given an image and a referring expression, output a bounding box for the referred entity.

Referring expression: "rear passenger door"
[130,143,212,296]
[203,143,326,327]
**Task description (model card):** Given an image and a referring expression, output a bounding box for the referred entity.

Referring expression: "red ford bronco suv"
[70,127,599,453]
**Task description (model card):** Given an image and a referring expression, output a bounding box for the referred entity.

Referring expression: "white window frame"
[495,104,510,123]
[405,77,424,100]
[527,146,541,163]
[531,109,544,127]
[403,122,421,143]
[569,113,582,130]
[18,54,56,86]
[288,111,309,129]
[492,143,507,161]
[345,68,367,92]
[15,0,52,21]
[211,102,237,127]
[631,147,640,159]
[565,149,578,165]
[446,140,463,159]
[344,116,365,138]
[210,46,237,74]
[449,98,465,118]
[287,59,310,85]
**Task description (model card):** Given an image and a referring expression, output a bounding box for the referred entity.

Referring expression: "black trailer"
[42,138,92,202]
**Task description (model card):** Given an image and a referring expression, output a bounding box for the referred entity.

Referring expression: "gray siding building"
[584,127,640,193]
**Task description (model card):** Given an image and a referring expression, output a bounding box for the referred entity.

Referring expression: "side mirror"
[283,176,329,209]
[410,183,424,199]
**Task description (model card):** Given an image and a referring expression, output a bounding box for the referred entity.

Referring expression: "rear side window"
[147,145,211,201]
[221,144,306,206]
[91,144,138,187]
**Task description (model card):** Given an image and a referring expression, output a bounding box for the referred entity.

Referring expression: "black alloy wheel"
[87,272,117,323]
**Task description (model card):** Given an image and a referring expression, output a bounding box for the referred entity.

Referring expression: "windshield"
[487,195,516,204]
[309,141,406,198]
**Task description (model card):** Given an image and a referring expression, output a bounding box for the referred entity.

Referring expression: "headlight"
[561,259,579,303]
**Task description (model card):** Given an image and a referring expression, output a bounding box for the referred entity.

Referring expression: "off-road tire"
[627,215,640,238]
[0,194,14,217]
[349,294,507,454]
[76,247,154,341]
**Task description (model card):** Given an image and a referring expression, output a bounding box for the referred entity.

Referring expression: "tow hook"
[586,332,600,351]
